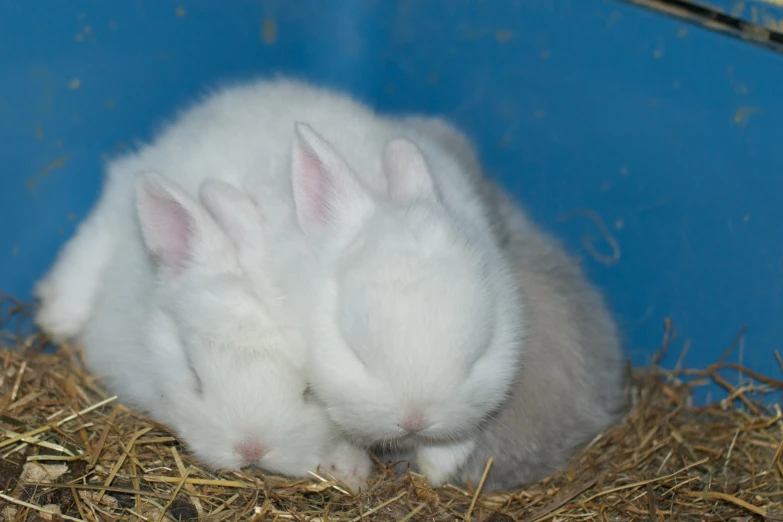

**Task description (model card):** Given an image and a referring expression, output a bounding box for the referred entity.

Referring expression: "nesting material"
[1,300,783,521]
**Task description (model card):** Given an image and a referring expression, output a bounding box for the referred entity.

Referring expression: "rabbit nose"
[234,440,267,463]
[399,411,428,433]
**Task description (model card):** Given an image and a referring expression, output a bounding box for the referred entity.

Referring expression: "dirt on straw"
[2,295,783,521]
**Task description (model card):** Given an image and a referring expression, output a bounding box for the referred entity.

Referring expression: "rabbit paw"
[321,441,373,492]
[415,438,476,488]
[34,280,91,343]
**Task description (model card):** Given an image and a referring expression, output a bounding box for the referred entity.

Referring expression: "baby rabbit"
[35,170,368,481]
[35,169,333,476]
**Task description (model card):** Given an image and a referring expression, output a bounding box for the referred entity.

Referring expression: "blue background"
[2,0,782,398]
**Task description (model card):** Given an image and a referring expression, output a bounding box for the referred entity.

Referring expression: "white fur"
[279,119,523,484]
[37,76,524,486]
[34,173,128,343]
[416,438,477,487]
[34,168,349,479]
[319,439,375,493]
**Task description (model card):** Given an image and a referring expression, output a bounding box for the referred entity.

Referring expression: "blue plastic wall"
[2,1,782,389]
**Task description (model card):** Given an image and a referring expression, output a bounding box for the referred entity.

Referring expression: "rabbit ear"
[200,179,265,252]
[382,138,436,203]
[290,122,374,246]
[135,172,236,273]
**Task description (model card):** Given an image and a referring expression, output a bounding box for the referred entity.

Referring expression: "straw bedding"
[1,296,782,521]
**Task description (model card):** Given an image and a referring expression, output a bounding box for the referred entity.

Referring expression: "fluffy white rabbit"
[34,157,369,482]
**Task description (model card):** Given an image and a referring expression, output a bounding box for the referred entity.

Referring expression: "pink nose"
[399,411,428,433]
[234,440,266,463]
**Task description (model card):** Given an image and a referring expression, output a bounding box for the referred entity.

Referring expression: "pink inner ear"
[141,189,194,271]
[296,146,333,224]
[159,201,192,269]
[292,123,375,239]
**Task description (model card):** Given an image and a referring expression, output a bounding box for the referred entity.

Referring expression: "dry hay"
[1,297,783,521]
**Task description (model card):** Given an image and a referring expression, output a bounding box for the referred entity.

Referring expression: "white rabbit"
[273,122,524,488]
[34,166,370,482]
